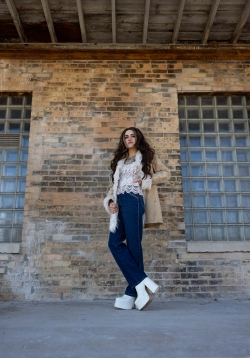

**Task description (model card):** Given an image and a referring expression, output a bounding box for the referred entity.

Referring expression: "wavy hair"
[110,127,155,182]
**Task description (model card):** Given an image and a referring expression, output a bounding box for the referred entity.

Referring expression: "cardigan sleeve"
[151,156,171,185]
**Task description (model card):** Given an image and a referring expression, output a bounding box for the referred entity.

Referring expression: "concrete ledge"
[0,243,20,254]
[187,241,250,253]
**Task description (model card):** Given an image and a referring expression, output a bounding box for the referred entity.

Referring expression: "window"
[179,95,250,241]
[0,94,31,243]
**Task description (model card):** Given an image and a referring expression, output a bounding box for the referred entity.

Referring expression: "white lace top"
[117,156,143,196]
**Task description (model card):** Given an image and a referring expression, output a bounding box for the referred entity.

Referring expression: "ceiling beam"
[111,0,116,44]
[202,0,221,44]
[231,0,250,44]
[172,0,185,44]
[5,0,27,42]
[142,0,151,44]
[2,44,250,61]
[76,0,87,43]
[41,0,57,43]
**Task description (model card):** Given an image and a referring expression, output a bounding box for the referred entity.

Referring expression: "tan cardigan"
[103,150,171,232]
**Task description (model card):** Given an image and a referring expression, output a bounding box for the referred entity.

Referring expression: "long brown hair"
[110,127,155,182]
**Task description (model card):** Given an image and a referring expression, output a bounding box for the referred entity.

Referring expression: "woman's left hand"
[133,179,142,186]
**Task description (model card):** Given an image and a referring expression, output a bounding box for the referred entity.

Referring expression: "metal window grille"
[179,95,250,241]
[0,94,31,243]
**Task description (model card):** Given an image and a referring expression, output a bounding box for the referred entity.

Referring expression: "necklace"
[125,155,136,165]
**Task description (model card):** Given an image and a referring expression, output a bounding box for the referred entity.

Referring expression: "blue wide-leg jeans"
[108,192,147,297]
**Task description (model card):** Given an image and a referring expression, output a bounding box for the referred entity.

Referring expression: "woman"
[103,127,171,310]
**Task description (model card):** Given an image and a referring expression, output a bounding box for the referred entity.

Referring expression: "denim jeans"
[108,192,147,297]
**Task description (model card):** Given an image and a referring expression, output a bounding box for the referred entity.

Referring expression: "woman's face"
[124,130,137,149]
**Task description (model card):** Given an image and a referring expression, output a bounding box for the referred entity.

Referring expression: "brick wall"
[0,59,250,300]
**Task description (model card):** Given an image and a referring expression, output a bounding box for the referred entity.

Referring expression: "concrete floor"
[1,299,250,358]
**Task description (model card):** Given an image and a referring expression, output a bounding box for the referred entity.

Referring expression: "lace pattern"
[117,160,143,196]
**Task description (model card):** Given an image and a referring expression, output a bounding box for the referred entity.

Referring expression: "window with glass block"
[179,95,250,241]
[0,94,31,243]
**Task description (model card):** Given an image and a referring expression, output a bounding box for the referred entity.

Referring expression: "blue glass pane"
[208,180,221,192]
[188,111,199,119]
[19,165,27,176]
[23,122,30,132]
[242,195,250,208]
[209,195,223,208]
[192,180,205,192]
[190,150,203,161]
[238,164,249,176]
[13,228,22,242]
[0,110,6,119]
[206,150,218,162]
[243,211,250,224]
[0,195,15,208]
[14,211,24,225]
[234,122,246,132]
[204,136,217,146]
[236,137,247,146]
[193,195,206,207]
[245,227,250,240]
[207,165,220,176]
[227,210,241,224]
[185,226,193,241]
[233,110,244,119]
[236,150,249,162]
[224,180,236,192]
[189,137,201,146]
[8,122,20,133]
[228,226,242,240]
[221,150,234,162]
[0,123,4,132]
[20,150,28,162]
[17,180,26,192]
[194,210,208,224]
[2,164,17,176]
[211,226,226,240]
[223,165,235,176]
[181,149,188,162]
[0,228,11,242]
[180,136,187,146]
[184,210,192,224]
[219,123,230,132]
[184,194,191,207]
[16,195,25,208]
[4,149,18,162]
[240,180,250,191]
[188,122,200,131]
[181,165,189,176]
[194,226,210,241]
[0,211,13,225]
[10,110,22,119]
[22,137,29,147]
[217,109,229,119]
[183,179,190,192]
[220,136,232,146]
[204,123,215,132]
[226,195,239,207]
[191,165,205,176]
[211,210,225,224]
[1,179,15,192]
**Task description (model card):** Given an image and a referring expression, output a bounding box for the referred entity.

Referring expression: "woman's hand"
[109,201,118,214]
[133,178,142,186]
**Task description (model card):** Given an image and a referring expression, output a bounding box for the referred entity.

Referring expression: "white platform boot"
[134,277,159,311]
[114,294,136,310]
